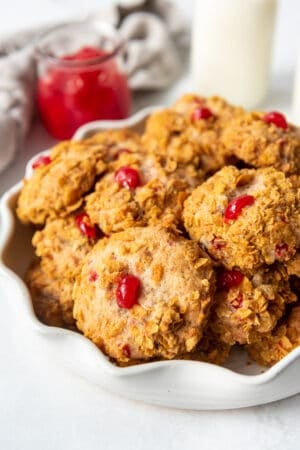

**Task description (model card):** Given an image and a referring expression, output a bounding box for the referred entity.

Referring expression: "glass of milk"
[191,0,278,108]
[292,51,300,125]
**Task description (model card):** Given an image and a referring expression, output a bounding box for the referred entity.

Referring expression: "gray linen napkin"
[0,0,188,173]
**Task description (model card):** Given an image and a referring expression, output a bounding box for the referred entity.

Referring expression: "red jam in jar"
[37,44,131,139]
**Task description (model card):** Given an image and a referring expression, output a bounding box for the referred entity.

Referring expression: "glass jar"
[36,22,131,139]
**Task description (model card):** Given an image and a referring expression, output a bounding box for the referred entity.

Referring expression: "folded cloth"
[0,0,188,173]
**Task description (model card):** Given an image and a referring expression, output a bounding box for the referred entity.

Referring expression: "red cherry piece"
[191,107,214,121]
[122,344,131,358]
[115,166,141,189]
[231,293,244,309]
[75,213,100,239]
[88,270,98,282]
[224,194,255,223]
[116,274,141,309]
[275,243,289,259]
[211,235,226,250]
[217,269,244,291]
[263,111,288,130]
[32,155,52,169]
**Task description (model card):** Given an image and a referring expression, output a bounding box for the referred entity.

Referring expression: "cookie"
[73,226,215,364]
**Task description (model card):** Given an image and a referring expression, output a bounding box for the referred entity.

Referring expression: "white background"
[1,1,300,449]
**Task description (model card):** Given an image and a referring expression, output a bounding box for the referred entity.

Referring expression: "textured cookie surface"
[32,213,101,325]
[84,129,142,160]
[17,140,107,225]
[222,111,300,174]
[184,166,300,273]
[73,226,215,363]
[143,94,242,178]
[25,260,73,327]
[86,151,190,234]
[32,213,96,280]
[247,306,300,366]
[211,265,297,346]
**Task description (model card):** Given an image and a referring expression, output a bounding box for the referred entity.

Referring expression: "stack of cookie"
[16,94,300,367]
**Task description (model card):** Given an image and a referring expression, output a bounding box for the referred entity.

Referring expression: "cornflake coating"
[286,252,300,278]
[142,94,243,179]
[142,110,206,186]
[17,140,107,225]
[32,214,96,280]
[84,129,143,160]
[73,227,215,364]
[172,94,244,125]
[222,111,300,174]
[180,328,231,365]
[247,306,300,366]
[183,166,300,273]
[211,266,297,346]
[289,174,300,190]
[32,214,98,324]
[85,152,190,234]
[25,260,74,328]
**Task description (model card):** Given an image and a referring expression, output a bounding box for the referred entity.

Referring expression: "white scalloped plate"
[1,107,300,410]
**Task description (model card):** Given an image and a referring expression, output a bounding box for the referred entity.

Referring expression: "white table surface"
[1,1,300,449]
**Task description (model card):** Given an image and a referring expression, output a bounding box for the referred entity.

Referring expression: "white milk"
[191,0,277,108]
[292,52,300,125]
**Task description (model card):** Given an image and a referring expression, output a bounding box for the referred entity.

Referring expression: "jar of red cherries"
[36,22,131,139]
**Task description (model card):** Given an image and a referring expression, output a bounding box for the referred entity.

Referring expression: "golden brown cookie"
[17,140,107,225]
[142,108,223,178]
[183,166,300,273]
[180,328,231,365]
[210,265,297,346]
[73,226,215,364]
[32,213,102,324]
[222,111,300,174]
[84,129,143,160]
[247,306,300,366]
[85,151,190,234]
[32,213,98,280]
[172,93,244,125]
[25,260,74,328]
[142,94,244,180]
